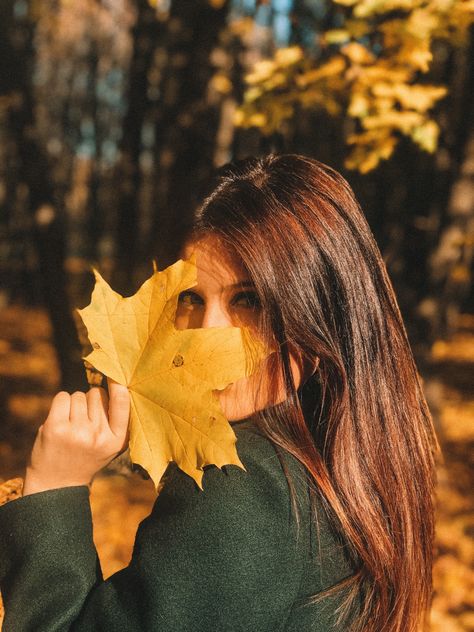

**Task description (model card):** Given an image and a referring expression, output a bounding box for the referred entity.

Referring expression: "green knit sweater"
[0,421,357,631]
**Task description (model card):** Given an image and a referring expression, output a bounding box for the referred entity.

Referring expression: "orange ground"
[0,306,472,629]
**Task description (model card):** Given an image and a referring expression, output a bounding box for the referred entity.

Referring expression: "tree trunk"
[149,0,231,266]
[115,0,164,294]
[5,1,87,391]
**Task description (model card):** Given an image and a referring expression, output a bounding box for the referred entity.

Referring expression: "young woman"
[0,154,437,631]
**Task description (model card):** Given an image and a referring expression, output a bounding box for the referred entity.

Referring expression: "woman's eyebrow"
[226,281,255,290]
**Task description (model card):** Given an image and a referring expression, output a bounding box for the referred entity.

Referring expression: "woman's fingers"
[46,389,109,425]
[47,390,71,423]
[41,391,70,435]
[69,391,89,422]
[43,381,130,449]
[86,387,108,423]
[107,378,130,444]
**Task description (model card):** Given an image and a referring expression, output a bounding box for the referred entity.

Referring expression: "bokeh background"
[0,0,473,629]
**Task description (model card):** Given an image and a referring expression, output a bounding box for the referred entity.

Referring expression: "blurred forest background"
[0,0,473,629]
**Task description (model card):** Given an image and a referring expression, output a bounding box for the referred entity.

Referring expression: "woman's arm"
[0,428,305,632]
[0,486,101,631]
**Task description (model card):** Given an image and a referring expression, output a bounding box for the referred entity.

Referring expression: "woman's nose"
[201,302,232,329]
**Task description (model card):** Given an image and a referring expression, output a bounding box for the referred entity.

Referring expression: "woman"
[0,154,437,631]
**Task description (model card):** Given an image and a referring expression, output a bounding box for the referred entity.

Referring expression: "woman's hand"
[22,379,130,497]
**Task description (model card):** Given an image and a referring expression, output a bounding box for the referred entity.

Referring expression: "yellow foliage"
[244,86,264,103]
[407,8,439,39]
[344,19,372,38]
[323,29,351,45]
[247,111,268,128]
[372,83,447,113]
[346,129,398,172]
[403,42,433,72]
[245,60,277,85]
[233,0,473,172]
[299,90,342,115]
[341,42,375,65]
[348,92,370,117]
[210,73,233,95]
[77,257,266,490]
[363,110,425,132]
[233,109,245,126]
[274,46,304,66]
[361,65,411,83]
[338,0,426,18]
[295,57,347,88]
[228,16,255,38]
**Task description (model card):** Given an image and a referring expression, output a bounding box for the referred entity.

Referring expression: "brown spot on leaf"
[172,354,184,367]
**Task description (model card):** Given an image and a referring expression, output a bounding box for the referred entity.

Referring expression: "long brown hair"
[189,154,438,632]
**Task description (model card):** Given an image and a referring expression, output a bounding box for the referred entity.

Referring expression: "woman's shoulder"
[232,419,311,507]
[128,422,356,631]
[140,419,356,603]
[139,419,310,561]
[156,418,309,521]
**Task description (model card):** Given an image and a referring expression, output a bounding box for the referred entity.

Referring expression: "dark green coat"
[0,421,357,631]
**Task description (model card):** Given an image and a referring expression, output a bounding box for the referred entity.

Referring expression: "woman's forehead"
[182,235,249,286]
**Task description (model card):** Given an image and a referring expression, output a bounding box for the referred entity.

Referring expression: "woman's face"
[176,234,303,421]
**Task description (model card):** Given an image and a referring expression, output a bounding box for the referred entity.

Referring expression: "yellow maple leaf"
[77,257,265,490]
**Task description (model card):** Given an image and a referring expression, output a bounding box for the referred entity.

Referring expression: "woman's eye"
[231,291,261,309]
[178,291,204,306]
